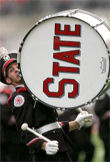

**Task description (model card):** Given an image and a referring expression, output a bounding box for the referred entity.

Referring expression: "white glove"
[75,111,93,128]
[45,140,59,155]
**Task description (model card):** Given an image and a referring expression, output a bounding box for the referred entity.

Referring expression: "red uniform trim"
[8,87,26,107]
[27,137,40,147]
[8,95,12,107]
[2,59,15,77]
[16,87,27,93]
[60,121,64,126]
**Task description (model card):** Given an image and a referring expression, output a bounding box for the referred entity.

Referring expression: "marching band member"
[0,47,93,162]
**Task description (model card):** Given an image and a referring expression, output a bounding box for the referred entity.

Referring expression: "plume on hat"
[0,47,10,60]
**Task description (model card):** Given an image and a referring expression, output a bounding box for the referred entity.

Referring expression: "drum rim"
[18,9,110,109]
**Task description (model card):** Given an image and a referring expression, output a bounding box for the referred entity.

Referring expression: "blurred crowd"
[0,84,110,162]
[0,0,110,16]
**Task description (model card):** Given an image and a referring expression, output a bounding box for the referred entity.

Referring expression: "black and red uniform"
[8,85,72,162]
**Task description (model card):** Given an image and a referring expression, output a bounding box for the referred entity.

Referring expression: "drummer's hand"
[75,111,93,129]
[42,141,59,155]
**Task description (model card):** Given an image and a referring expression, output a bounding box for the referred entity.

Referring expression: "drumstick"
[21,123,51,142]
[78,107,88,113]
[78,107,83,113]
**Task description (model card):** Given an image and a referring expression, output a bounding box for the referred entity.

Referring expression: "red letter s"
[43,78,79,98]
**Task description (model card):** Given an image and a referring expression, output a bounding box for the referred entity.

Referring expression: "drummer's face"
[6,62,22,86]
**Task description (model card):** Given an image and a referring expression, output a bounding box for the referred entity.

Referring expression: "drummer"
[0,47,93,162]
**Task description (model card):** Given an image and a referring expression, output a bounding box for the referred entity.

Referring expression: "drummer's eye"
[9,68,13,73]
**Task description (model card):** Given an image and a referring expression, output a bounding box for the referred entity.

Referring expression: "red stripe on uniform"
[60,121,64,126]
[16,87,27,93]
[27,137,40,147]
[8,87,26,107]
[2,59,15,77]
[8,95,12,107]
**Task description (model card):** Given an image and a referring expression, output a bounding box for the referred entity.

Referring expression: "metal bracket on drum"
[31,94,38,101]
[67,9,80,17]
[57,107,66,111]
[37,14,54,24]
[108,49,110,56]
[18,69,22,78]
[17,52,21,64]
[85,100,94,106]
[92,20,106,29]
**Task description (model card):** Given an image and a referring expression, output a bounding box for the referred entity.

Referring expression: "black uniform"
[0,99,29,162]
[58,109,94,162]
[94,93,110,162]
[8,85,72,162]
[0,103,12,162]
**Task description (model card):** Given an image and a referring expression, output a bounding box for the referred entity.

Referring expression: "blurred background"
[0,0,110,53]
[0,0,110,162]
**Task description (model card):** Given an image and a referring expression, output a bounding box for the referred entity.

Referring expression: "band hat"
[0,47,17,84]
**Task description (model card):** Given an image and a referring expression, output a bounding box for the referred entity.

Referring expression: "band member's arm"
[69,111,93,131]
[60,111,93,132]
[8,92,46,152]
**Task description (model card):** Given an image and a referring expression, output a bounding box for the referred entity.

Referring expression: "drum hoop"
[19,9,110,59]
[18,10,110,109]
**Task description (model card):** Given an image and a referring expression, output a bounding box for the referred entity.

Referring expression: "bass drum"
[18,9,110,109]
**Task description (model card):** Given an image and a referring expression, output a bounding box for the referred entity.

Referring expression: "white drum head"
[19,10,110,109]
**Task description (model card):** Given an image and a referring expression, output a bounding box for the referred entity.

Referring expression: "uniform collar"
[15,84,25,91]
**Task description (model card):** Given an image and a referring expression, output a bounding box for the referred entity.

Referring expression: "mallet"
[21,123,51,142]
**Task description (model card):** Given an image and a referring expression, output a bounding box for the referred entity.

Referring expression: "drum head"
[19,10,110,109]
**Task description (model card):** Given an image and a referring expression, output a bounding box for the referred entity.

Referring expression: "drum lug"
[86,101,91,105]
[18,70,22,78]
[57,107,65,113]
[17,66,22,78]
[57,107,66,111]
[93,20,105,29]
[67,8,80,17]
[108,49,110,55]
[17,52,21,63]
[38,14,52,24]
[60,107,64,110]
[31,94,38,101]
